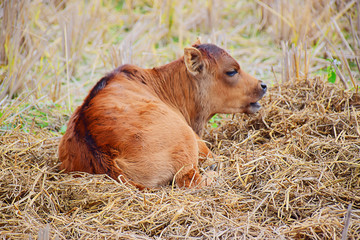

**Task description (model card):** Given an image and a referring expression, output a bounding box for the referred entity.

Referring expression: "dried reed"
[1,76,359,239]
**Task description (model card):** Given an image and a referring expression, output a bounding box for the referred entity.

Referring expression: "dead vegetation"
[1,0,360,239]
[1,76,359,239]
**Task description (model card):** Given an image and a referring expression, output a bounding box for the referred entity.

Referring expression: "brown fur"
[58,43,267,189]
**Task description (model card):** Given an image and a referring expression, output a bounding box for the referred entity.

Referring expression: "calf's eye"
[225,70,238,77]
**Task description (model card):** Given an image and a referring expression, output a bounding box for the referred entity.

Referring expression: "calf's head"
[184,43,267,116]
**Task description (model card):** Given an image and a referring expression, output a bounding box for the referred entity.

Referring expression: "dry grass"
[1,0,360,239]
[1,77,359,239]
[1,0,358,103]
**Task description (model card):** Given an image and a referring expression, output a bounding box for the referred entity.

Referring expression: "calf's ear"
[184,47,204,76]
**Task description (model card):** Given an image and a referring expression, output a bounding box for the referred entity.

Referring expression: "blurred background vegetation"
[0,0,359,130]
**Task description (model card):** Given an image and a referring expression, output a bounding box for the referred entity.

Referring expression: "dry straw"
[1,75,359,239]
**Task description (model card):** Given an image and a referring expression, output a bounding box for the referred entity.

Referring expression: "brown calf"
[58,41,267,189]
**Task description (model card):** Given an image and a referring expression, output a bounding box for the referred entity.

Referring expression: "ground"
[1,77,359,239]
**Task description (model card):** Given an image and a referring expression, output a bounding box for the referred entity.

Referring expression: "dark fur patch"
[121,68,134,77]
[84,131,99,172]
[117,65,142,82]
[84,130,110,174]
[84,72,115,108]
[194,44,226,60]
[89,76,108,99]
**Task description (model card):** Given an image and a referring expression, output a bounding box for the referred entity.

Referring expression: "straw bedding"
[1,77,359,239]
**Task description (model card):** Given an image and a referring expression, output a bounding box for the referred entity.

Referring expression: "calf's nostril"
[260,83,267,92]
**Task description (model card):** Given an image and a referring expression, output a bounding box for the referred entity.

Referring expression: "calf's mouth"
[246,83,267,114]
[247,102,262,114]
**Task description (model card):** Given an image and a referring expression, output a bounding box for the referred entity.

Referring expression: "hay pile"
[1,77,359,239]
